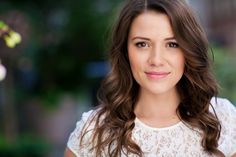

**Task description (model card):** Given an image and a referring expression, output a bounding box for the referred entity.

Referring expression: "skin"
[64,148,76,157]
[64,10,236,157]
[128,11,185,128]
[64,10,184,157]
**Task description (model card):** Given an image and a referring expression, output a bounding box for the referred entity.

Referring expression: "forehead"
[128,10,174,38]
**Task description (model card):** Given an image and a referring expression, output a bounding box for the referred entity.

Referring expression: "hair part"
[80,0,223,156]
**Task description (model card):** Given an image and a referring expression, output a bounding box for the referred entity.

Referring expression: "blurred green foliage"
[0,0,123,156]
[1,0,123,108]
[212,46,236,104]
[0,134,50,157]
[0,20,21,48]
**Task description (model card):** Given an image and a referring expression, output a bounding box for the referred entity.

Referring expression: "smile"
[145,71,170,79]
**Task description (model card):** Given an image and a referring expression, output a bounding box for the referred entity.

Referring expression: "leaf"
[4,35,16,48]
[9,31,22,44]
[0,21,8,31]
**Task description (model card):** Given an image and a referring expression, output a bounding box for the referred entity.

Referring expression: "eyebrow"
[164,37,176,41]
[131,36,176,41]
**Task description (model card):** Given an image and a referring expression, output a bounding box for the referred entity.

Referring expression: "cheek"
[128,47,136,69]
[128,50,143,73]
[175,55,185,72]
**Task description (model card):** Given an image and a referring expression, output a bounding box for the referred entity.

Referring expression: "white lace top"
[67,97,236,157]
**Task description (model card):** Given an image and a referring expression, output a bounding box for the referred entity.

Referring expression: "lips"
[145,71,170,79]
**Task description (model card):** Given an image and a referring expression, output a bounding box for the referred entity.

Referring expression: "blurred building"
[189,0,236,50]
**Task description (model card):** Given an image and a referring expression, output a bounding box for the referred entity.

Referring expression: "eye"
[167,42,179,48]
[135,42,149,48]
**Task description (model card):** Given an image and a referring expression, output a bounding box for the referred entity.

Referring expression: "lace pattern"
[67,98,236,157]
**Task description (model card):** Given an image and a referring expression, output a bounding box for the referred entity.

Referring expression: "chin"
[144,86,177,96]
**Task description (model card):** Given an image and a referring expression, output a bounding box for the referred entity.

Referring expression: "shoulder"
[210,97,236,117]
[210,97,236,156]
[210,97,236,127]
[71,109,98,137]
[66,108,101,156]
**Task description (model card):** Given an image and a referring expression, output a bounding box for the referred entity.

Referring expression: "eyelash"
[167,42,179,48]
[134,41,179,48]
[135,42,149,48]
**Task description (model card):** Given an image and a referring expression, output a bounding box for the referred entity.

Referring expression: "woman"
[65,0,236,156]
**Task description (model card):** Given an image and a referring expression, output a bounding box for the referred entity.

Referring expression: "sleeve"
[67,110,95,157]
[221,99,236,157]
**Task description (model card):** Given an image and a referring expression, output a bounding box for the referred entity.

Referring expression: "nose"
[147,46,165,66]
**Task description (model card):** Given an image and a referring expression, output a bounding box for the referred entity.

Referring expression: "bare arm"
[232,153,236,157]
[64,147,76,157]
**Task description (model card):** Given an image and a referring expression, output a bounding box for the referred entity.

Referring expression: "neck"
[134,88,180,119]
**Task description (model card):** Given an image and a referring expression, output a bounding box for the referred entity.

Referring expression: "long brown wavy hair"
[80,0,223,156]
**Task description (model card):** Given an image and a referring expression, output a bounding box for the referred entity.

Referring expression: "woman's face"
[128,10,185,96]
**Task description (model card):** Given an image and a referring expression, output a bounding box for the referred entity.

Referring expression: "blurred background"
[0,0,235,156]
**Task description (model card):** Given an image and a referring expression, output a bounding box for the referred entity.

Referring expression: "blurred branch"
[0,20,22,144]
[0,20,22,81]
